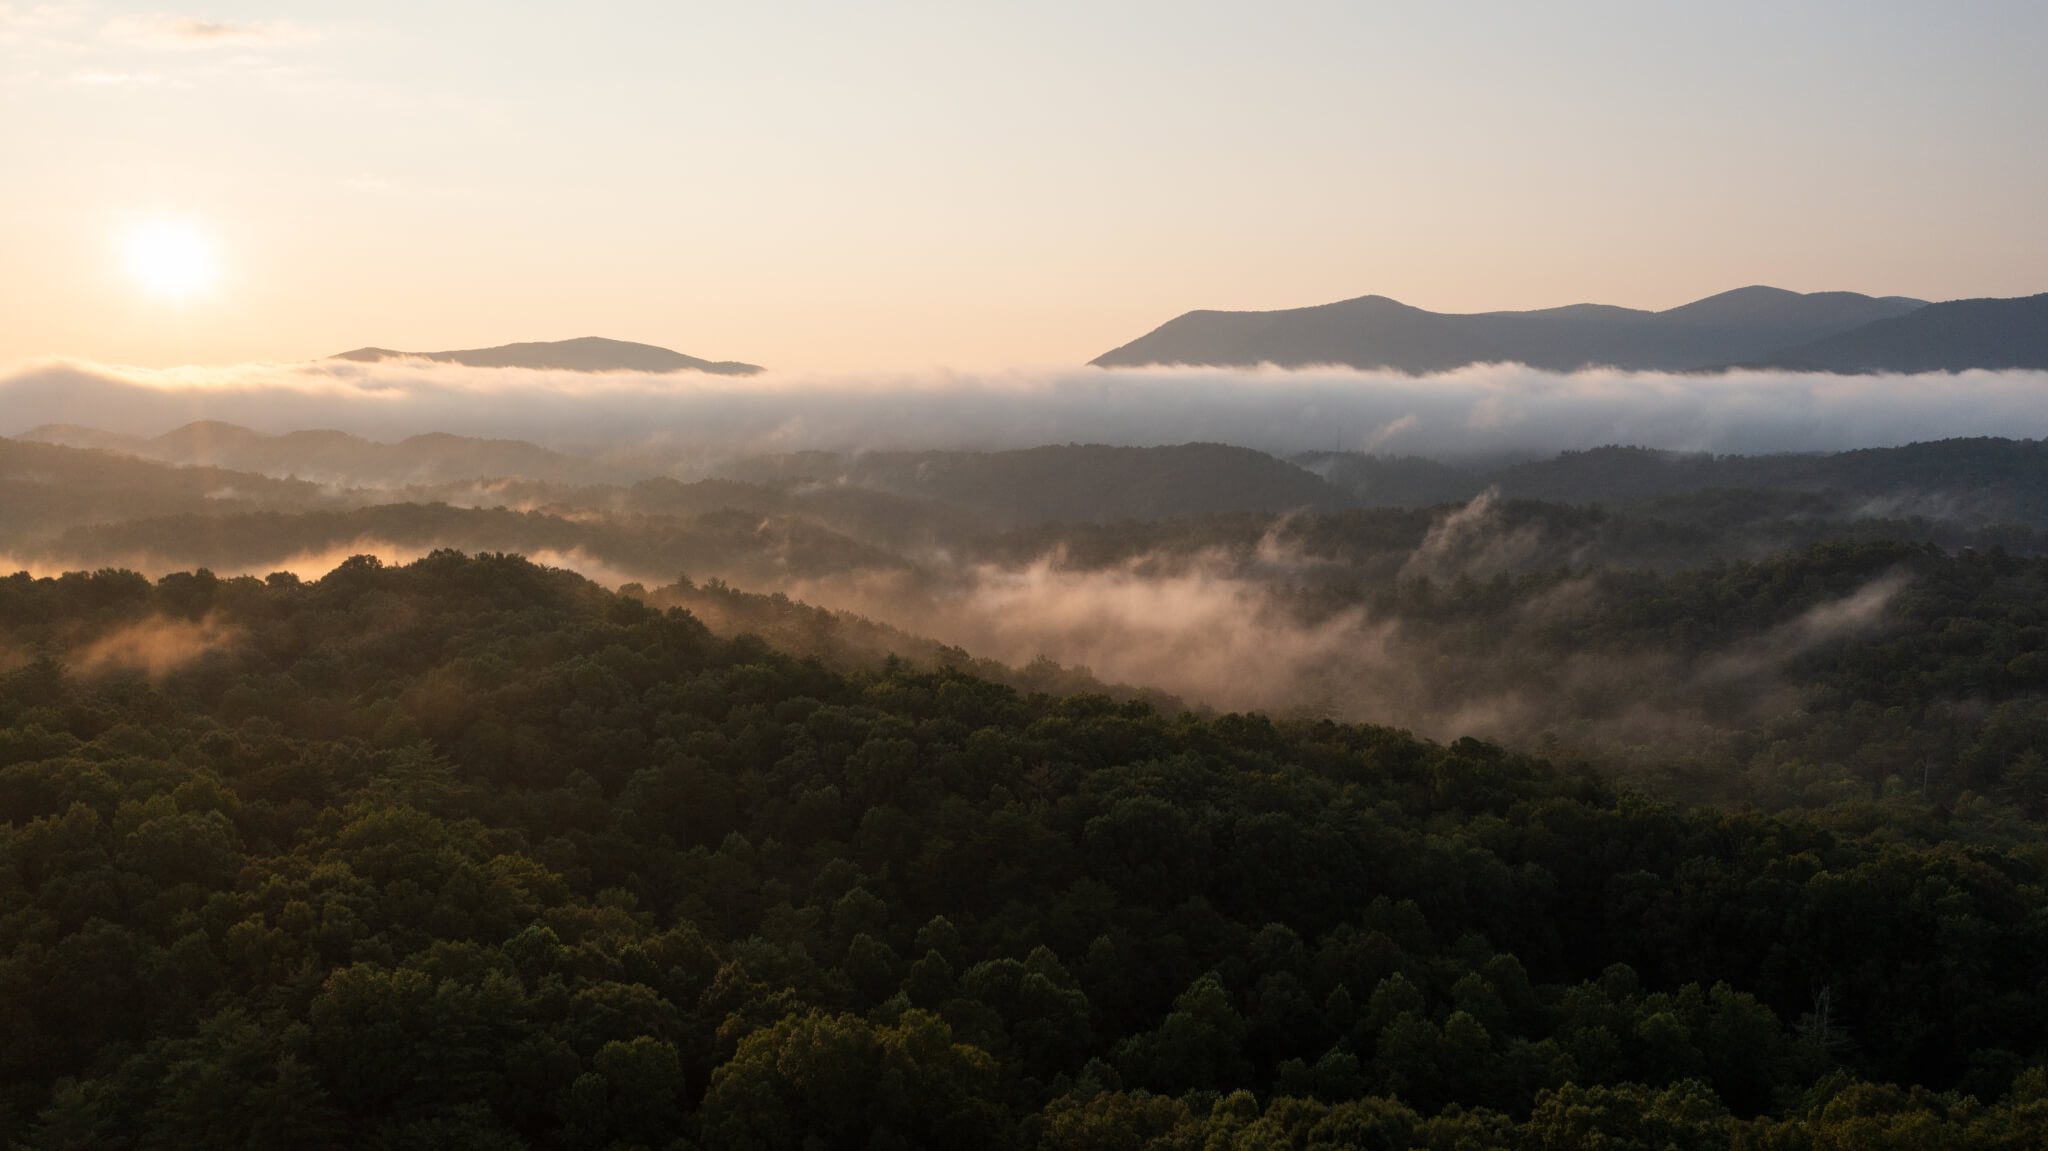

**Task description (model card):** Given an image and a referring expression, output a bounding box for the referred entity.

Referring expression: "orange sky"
[3,2,2045,371]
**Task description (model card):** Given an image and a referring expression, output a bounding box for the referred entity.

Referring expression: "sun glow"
[124,220,219,299]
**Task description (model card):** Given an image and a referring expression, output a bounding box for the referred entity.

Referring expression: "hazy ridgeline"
[6,417,2048,810]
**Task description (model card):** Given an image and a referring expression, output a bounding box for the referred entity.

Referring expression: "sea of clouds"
[6,356,2048,463]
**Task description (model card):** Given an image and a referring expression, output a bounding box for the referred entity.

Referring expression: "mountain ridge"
[17,420,623,487]
[1743,294,2048,372]
[1090,286,1931,372]
[332,335,763,375]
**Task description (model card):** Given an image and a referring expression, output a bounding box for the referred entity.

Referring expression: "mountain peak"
[1656,286,1925,329]
[1747,293,2048,372]
[331,336,763,375]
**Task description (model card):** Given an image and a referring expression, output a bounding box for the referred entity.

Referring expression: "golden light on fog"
[124,220,219,300]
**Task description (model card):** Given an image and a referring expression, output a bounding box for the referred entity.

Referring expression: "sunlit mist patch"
[68,615,237,680]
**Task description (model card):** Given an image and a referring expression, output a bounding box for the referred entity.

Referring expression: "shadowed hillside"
[717,443,1354,525]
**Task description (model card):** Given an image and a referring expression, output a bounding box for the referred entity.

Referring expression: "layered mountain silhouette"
[17,420,2048,533]
[18,421,620,487]
[1091,286,1932,372]
[332,336,762,375]
[1745,294,2048,372]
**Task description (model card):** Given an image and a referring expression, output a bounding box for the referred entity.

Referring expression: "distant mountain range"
[1744,294,2048,372]
[1092,287,2048,374]
[17,418,2048,533]
[18,421,620,487]
[332,336,763,375]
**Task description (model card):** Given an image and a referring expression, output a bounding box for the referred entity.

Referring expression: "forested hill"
[1306,438,2048,525]
[718,443,1353,525]
[1,552,2043,1147]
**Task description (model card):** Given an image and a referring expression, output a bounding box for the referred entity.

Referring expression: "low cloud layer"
[7,357,2048,465]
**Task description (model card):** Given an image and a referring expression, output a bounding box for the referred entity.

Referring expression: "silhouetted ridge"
[1746,294,2048,372]
[332,335,762,375]
[1090,287,1928,372]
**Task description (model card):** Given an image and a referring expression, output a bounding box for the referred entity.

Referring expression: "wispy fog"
[0,484,1916,772]
[7,357,2048,464]
[68,615,238,680]
[758,527,1910,757]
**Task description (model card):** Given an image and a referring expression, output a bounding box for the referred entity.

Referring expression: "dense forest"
[20,471,2048,812]
[11,432,2048,806]
[6,429,2048,1145]
[2,553,2045,1147]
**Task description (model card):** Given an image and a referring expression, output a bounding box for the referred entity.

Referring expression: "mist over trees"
[1,554,2045,1148]
[3,424,2048,1146]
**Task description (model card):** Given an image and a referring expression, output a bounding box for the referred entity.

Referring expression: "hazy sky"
[4,1,2045,371]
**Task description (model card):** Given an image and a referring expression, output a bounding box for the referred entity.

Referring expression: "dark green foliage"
[0,553,2043,1147]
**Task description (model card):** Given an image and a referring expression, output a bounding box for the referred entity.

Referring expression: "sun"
[124,220,220,299]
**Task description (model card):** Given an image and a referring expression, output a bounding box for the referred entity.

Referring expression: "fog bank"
[7,357,2048,463]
